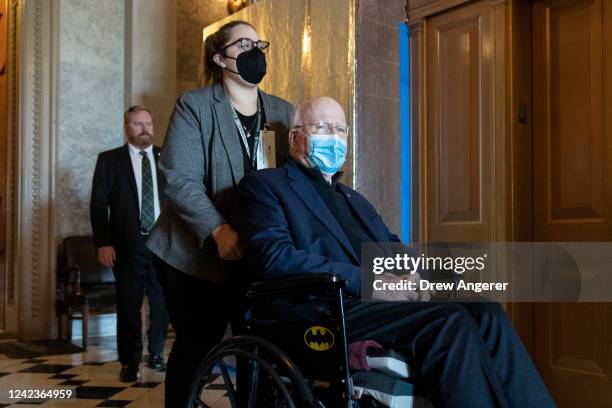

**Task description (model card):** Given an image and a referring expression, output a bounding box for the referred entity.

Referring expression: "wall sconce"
[228,0,247,14]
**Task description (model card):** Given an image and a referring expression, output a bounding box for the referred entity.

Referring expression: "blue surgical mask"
[307,133,347,175]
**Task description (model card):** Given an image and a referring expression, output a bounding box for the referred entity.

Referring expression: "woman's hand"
[211,224,243,261]
[97,246,116,268]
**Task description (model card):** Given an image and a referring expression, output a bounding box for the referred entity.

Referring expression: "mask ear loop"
[218,51,241,76]
[290,128,317,168]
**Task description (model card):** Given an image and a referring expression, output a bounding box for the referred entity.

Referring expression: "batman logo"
[304,326,335,351]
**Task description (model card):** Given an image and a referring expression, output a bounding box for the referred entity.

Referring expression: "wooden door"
[424,0,496,242]
[0,0,7,331]
[532,0,612,406]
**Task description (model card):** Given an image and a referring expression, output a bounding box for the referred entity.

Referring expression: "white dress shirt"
[128,143,161,221]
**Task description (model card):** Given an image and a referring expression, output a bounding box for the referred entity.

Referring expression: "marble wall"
[127,0,178,146]
[177,0,229,94]
[57,0,125,241]
[355,0,405,235]
[54,0,230,243]
[54,0,407,240]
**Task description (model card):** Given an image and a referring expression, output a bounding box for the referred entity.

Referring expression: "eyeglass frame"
[219,38,271,53]
[292,122,350,136]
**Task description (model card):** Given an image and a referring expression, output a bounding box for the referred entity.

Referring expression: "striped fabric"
[140,151,155,231]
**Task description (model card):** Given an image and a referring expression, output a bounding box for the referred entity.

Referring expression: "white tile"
[74,379,132,388]
[126,383,164,407]
[109,385,150,401]
[65,364,124,382]
[0,360,33,371]
[212,397,233,408]
[0,373,64,403]
[42,399,106,407]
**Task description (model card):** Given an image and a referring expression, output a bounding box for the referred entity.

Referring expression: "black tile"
[76,386,124,400]
[131,381,160,388]
[59,379,88,386]
[19,364,74,374]
[97,400,132,407]
[0,339,83,359]
[206,383,228,390]
[0,372,10,377]
[49,373,77,379]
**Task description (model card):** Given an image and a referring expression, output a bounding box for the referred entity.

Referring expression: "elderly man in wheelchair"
[186,97,555,408]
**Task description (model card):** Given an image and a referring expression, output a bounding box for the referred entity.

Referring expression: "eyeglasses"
[293,122,349,137]
[220,38,270,53]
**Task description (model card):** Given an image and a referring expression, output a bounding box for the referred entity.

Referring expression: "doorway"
[531,0,612,405]
[0,0,8,332]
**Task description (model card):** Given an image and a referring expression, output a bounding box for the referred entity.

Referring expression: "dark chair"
[57,236,116,349]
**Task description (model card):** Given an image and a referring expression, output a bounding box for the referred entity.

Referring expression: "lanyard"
[231,98,261,167]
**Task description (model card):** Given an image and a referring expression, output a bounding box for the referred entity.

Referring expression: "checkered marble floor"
[0,336,233,408]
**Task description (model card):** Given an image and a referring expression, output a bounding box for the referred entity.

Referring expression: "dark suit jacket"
[146,83,293,282]
[234,159,401,297]
[90,144,165,260]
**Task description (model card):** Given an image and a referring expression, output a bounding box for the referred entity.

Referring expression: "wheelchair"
[187,273,382,408]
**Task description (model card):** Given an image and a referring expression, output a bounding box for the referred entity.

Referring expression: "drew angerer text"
[372,278,509,293]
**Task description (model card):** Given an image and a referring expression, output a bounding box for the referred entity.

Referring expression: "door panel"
[425,1,494,241]
[532,1,612,406]
[0,0,7,331]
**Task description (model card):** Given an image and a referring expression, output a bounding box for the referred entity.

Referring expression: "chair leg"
[57,313,64,341]
[82,303,89,350]
[67,308,73,343]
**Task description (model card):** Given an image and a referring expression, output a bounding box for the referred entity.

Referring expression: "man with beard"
[90,105,169,382]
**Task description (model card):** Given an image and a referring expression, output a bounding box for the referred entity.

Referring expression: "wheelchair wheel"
[187,335,321,408]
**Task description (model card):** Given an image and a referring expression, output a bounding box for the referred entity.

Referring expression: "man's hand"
[97,246,116,268]
[212,224,243,261]
[372,272,432,302]
[404,273,433,302]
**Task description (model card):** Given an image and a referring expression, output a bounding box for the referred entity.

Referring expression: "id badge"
[256,129,276,169]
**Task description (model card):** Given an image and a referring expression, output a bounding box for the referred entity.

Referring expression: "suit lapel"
[286,161,359,263]
[259,90,282,124]
[119,144,139,206]
[337,184,386,242]
[212,83,244,185]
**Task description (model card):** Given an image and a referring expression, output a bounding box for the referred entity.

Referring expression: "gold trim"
[348,0,356,188]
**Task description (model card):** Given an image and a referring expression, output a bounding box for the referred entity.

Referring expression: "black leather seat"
[57,236,115,349]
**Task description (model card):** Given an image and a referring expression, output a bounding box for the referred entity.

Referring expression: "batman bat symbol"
[304,325,335,351]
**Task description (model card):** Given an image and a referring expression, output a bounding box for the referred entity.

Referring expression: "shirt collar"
[128,143,154,157]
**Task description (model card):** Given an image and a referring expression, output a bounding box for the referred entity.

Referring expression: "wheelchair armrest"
[247,273,347,297]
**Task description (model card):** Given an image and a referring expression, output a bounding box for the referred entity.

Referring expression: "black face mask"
[224,47,267,84]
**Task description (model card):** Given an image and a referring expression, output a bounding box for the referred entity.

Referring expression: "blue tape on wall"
[399,23,411,243]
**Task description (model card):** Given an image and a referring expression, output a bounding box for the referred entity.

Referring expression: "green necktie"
[139,151,155,231]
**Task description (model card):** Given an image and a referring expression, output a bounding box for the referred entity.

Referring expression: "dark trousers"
[114,236,169,367]
[155,258,247,408]
[345,301,555,408]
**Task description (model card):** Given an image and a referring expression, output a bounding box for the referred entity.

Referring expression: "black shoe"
[119,365,139,382]
[148,353,165,371]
